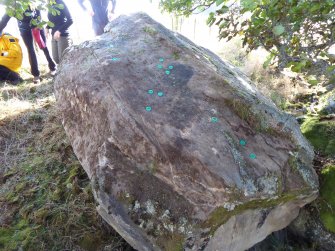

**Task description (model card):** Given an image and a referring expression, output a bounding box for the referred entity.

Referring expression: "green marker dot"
[249,153,256,159]
[240,139,246,146]
[157,64,163,69]
[148,89,154,94]
[157,91,164,97]
[210,117,218,123]
[165,70,170,75]
[168,65,174,70]
[145,106,152,111]
[159,58,164,62]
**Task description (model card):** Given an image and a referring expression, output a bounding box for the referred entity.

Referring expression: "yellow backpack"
[0,33,23,73]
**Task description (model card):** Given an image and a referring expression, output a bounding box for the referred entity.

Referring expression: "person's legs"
[40,29,56,71]
[58,36,70,62]
[20,29,39,77]
[0,65,23,84]
[51,38,60,64]
[92,20,105,36]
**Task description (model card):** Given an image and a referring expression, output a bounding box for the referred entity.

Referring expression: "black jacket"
[47,0,73,37]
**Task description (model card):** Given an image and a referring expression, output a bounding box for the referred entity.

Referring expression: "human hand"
[53,30,61,41]
[89,10,94,17]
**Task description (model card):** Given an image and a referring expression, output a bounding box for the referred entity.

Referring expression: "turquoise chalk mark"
[239,139,246,146]
[168,65,174,70]
[165,70,170,75]
[249,153,256,159]
[148,89,154,94]
[157,91,164,97]
[145,106,152,111]
[210,117,218,123]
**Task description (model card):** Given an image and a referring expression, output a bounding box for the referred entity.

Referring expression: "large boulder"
[54,13,319,251]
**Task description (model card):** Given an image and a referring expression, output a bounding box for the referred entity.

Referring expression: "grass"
[0,74,131,250]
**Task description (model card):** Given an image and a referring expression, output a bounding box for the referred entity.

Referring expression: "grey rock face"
[54,13,318,251]
[321,93,335,115]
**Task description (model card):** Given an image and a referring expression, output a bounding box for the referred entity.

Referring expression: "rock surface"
[54,13,319,251]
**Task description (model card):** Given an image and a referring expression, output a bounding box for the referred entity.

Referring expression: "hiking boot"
[33,76,40,84]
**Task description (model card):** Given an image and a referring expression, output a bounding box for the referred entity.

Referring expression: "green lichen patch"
[203,193,298,235]
[157,232,184,251]
[224,98,287,138]
[300,116,335,157]
[320,164,335,233]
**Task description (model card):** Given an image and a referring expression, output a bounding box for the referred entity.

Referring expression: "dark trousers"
[91,0,109,35]
[0,65,21,82]
[20,28,56,77]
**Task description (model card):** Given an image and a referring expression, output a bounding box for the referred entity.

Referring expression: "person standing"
[78,0,116,36]
[45,0,73,64]
[0,7,56,83]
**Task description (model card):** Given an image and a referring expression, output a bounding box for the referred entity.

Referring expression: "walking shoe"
[33,76,40,84]
[50,70,57,76]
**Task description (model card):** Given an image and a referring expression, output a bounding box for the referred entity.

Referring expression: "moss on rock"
[300,116,335,157]
[320,164,335,233]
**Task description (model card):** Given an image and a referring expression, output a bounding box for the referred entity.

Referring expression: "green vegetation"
[300,116,335,157]
[160,0,335,73]
[157,233,184,251]
[320,165,335,233]
[0,78,129,250]
[1,0,65,29]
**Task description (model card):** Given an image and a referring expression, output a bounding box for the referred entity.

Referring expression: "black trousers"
[0,65,21,82]
[20,28,56,77]
[91,0,109,35]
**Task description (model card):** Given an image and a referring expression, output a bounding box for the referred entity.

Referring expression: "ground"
[0,70,133,251]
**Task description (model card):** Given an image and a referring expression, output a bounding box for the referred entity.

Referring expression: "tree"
[160,0,335,73]
[0,0,63,28]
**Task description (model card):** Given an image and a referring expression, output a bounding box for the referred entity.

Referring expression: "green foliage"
[0,0,64,28]
[160,0,335,72]
[320,165,335,233]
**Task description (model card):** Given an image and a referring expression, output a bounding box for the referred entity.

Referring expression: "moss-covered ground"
[0,75,132,250]
[300,116,335,157]
[319,164,335,233]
